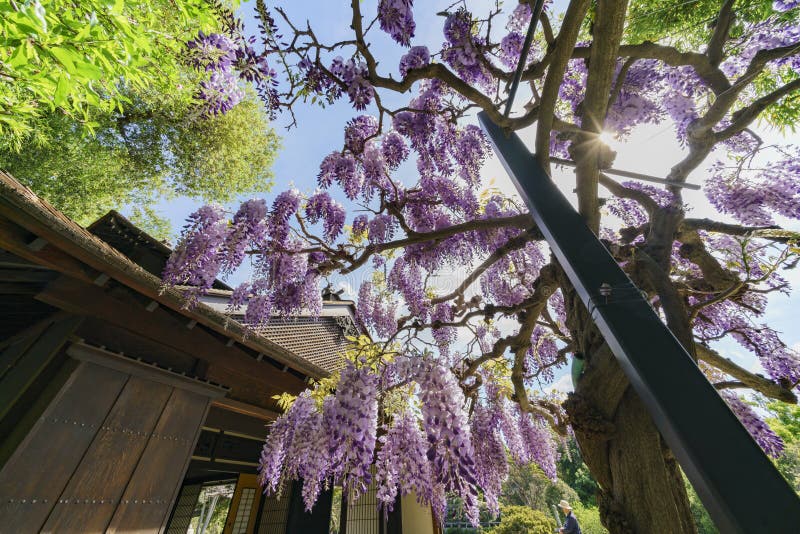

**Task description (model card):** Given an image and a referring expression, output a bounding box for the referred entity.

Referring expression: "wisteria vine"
[163,0,800,528]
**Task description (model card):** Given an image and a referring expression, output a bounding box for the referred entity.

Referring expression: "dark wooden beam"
[75,317,198,374]
[0,216,97,283]
[0,250,43,269]
[0,269,56,283]
[0,315,82,420]
[66,342,228,398]
[211,397,280,422]
[36,277,306,407]
[0,282,43,295]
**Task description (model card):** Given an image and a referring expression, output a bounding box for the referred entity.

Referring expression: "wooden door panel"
[106,388,210,534]
[41,376,172,533]
[224,473,262,534]
[0,362,127,532]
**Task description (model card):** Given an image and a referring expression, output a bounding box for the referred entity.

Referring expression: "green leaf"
[54,74,70,106]
[110,0,125,16]
[49,47,77,74]
[11,20,41,37]
[7,44,28,68]
[73,60,103,80]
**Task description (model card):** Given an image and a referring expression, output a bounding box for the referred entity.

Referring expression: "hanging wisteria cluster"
[183,12,277,116]
[257,355,559,525]
[164,0,800,527]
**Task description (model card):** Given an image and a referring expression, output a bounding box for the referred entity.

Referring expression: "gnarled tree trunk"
[561,278,697,533]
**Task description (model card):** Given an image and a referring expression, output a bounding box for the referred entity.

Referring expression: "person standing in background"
[558,500,582,534]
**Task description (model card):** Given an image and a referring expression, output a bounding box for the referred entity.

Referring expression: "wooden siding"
[0,346,220,533]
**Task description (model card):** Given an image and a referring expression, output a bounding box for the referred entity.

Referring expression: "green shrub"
[485,505,556,534]
[684,476,719,534]
[570,502,608,534]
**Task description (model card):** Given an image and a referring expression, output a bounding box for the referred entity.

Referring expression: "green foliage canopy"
[0,0,280,236]
[0,93,279,234]
[0,0,219,147]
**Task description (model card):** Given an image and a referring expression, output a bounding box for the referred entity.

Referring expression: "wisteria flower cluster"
[331,57,374,111]
[259,361,378,509]
[378,0,416,47]
[259,356,558,526]
[184,22,277,115]
[721,391,784,458]
[705,148,800,225]
[441,9,494,91]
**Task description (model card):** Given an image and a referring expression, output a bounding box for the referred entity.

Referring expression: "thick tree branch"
[634,249,696,355]
[693,42,800,135]
[507,264,563,432]
[696,344,797,403]
[574,42,732,94]
[676,229,738,290]
[599,173,659,216]
[706,0,736,68]
[462,263,558,378]
[607,57,636,111]
[534,0,591,167]
[716,78,800,141]
[682,219,800,243]
[574,0,629,232]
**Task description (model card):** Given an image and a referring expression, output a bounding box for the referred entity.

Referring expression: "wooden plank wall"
[0,359,212,533]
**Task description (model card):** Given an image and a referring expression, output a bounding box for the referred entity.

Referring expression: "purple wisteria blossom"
[399,45,430,77]
[162,205,227,298]
[774,0,799,11]
[331,57,374,110]
[378,0,416,46]
[705,148,800,225]
[305,191,346,242]
[198,70,244,115]
[185,24,276,116]
[375,411,433,512]
[418,362,480,525]
[721,391,784,458]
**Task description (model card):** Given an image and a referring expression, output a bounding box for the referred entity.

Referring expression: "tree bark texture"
[560,274,697,534]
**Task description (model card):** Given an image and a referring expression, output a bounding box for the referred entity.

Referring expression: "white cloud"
[550,372,574,394]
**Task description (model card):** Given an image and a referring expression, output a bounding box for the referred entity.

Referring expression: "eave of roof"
[0,170,327,378]
[87,211,233,290]
[87,210,174,257]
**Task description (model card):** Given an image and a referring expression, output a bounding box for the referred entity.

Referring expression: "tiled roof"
[198,293,361,375]
[235,315,355,373]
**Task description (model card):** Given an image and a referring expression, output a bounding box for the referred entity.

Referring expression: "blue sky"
[142,0,800,393]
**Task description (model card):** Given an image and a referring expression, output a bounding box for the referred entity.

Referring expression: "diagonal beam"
[478,111,800,533]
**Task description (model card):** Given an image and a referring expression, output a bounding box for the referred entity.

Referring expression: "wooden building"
[0,172,435,534]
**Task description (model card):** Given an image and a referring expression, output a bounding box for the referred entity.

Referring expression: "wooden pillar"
[399,493,434,534]
[0,342,225,533]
